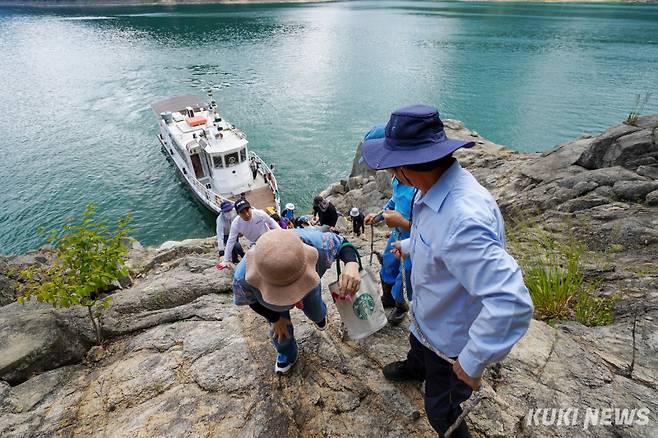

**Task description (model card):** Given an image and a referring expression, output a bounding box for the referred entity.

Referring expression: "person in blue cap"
[361,105,534,438]
[216,199,244,263]
[362,123,416,325]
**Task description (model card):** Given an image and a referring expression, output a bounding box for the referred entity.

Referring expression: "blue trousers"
[270,285,327,364]
[380,230,413,303]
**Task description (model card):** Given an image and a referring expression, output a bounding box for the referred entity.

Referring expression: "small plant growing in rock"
[574,291,617,326]
[16,204,132,345]
[507,220,616,326]
[625,92,652,126]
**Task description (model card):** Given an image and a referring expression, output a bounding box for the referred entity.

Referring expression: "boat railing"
[249,151,281,209]
[185,167,225,210]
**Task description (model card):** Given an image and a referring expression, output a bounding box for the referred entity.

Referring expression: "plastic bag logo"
[353,293,375,320]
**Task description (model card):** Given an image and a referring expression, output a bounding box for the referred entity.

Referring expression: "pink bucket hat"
[245,229,320,306]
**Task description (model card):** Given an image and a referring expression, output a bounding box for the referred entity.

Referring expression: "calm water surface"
[1,1,657,254]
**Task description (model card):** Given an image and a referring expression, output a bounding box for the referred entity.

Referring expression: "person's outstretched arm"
[222,217,241,264]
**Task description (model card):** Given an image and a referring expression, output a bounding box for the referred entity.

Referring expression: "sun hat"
[235,199,251,213]
[361,105,474,170]
[245,229,320,306]
[285,203,295,211]
[220,200,234,213]
[349,207,360,217]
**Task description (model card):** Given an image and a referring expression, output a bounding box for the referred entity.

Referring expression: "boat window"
[225,152,240,167]
[212,155,224,168]
[239,148,247,162]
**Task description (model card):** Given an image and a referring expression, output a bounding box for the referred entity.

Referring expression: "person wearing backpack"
[231,228,360,374]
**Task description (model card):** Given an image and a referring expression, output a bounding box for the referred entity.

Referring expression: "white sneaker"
[274,354,298,375]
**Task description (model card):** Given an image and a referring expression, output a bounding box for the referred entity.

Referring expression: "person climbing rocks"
[295,215,311,228]
[282,203,296,221]
[265,207,288,229]
[221,199,281,267]
[362,124,416,325]
[349,207,365,237]
[216,199,244,263]
[312,195,339,231]
[361,104,533,438]
[232,228,360,374]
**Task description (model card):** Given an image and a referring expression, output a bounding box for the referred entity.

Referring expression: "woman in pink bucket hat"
[232,228,361,374]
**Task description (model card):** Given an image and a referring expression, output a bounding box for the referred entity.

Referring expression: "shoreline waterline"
[1,0,657,8]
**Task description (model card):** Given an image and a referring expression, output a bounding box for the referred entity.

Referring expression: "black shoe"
[388,302,409,325]
[382,360,422,382]
[448,418,472,438]
[315,315,328,331]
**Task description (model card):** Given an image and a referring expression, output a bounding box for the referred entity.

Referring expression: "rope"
[368,210,383,267]
[369,223,375,266]
[398,237,493,438]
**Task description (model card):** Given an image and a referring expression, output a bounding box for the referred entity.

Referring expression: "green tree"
[16,204,132,345]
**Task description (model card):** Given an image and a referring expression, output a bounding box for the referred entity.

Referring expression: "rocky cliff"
[1,117,656,437]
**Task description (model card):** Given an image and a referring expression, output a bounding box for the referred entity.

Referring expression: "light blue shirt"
[384,177,416,221]
[400,160,533,378]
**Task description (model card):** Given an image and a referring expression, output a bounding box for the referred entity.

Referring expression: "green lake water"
[1,1,657,254]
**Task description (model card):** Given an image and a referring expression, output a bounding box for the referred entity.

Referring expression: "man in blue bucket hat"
[361,105,533,437]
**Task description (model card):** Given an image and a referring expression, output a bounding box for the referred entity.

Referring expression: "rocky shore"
[1,116,657,437]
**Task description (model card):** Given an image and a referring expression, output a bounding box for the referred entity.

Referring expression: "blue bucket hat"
[361,105,474,170]
[220,200,234,212]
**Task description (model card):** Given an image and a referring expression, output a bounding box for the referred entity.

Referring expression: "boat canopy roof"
[202,135,248,154]
[151,95,203,116]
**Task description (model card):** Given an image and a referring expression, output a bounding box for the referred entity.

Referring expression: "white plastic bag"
[329,245,387,340]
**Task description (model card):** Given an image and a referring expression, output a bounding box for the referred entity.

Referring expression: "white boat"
[151,91,280,215]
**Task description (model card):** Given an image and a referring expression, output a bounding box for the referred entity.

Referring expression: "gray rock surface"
[576,115,658,170]
[637,165,658,180]
[612,180,658,202]
[0,306,90,385]
[646,190,658,206]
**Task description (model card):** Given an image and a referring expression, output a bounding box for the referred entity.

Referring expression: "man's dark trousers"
[406,333,473,437]
[223,234,244,263]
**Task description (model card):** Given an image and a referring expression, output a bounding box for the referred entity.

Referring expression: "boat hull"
[158,134,222,215]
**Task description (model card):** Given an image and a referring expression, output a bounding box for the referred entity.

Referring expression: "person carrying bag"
[330,243,387,340]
